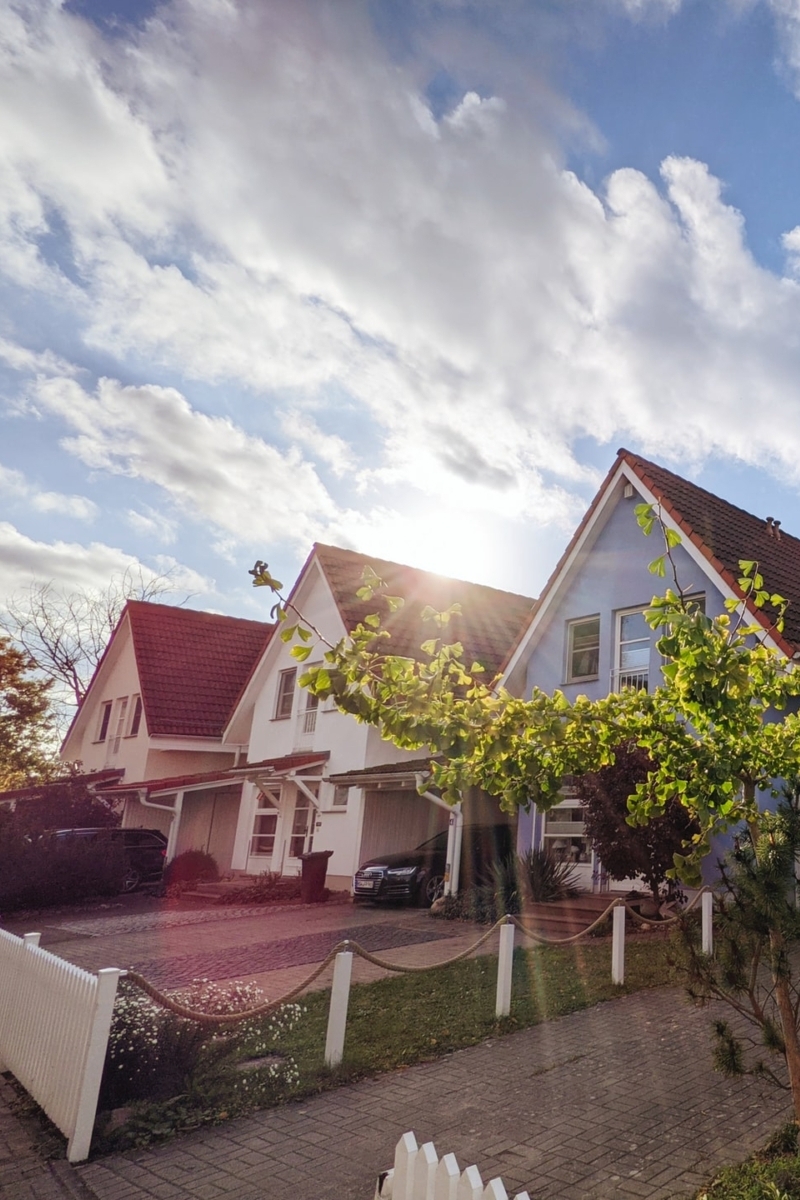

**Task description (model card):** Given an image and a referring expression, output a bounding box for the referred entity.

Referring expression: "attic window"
[567,617,600,682]
[128,694,143,738]
[96,701,113,743]
[275,668,297,720]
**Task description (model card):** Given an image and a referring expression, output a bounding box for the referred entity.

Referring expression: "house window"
[288,783,319,858]
[301,690,319,735]
[332,785,350,808]
[108,697,129,757]
[542,798,591,864]
[250,811,278,857]
[96,701,113,742]
[567,617,600,682]
[127,694,143,737]
[275,669,297,719]
[615,608,650,691]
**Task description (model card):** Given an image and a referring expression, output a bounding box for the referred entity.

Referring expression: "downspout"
[134,788,184,863]
[415,773,463,898]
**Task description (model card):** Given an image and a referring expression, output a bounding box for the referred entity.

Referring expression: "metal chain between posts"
[123,886,713,1024]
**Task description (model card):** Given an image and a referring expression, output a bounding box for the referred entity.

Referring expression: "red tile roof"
[314,544,535,678]
[502,448,800,676]
[126,602,274,738]
[97,752,328,796]
[621,450,800,655]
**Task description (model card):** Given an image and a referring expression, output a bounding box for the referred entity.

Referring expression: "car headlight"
[386,867,418,876]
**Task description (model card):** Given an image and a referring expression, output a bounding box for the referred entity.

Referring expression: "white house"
[59,601,273,862]
[222,544,535,892]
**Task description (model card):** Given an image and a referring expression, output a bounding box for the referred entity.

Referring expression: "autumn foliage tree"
[0,633,55,791]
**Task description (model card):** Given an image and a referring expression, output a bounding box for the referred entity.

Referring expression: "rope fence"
[119,886,715,1067]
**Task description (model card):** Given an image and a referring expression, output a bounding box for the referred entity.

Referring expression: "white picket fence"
[0,927,121,1162]
[375,1131,531,1199]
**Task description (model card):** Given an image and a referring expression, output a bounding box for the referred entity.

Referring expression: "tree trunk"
[771,932,800,1124]
[748,790,800,1123]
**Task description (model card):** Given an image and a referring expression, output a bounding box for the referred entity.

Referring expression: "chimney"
[774,520,782,542]
[766,517,774,538]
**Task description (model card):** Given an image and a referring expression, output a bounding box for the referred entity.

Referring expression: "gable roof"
[620,450,800,654]
[313,543,535,677]
[502,447,800,681]
[124,602,274,738]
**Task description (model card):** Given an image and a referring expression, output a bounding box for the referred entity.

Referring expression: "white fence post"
[68,967,122,1162]
[324,949,353,1068]
[413,1141,438,1199]
[701,890,713,956]
[23,933,41,947]
[435,1153,461,1200]
[458,1164,484,1199]
[612,904,625,985]
[394,1131,419,1200]
[495,923,514,1019]
[484,1180,508,1200]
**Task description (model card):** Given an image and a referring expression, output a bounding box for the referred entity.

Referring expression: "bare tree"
[1,568,184,718]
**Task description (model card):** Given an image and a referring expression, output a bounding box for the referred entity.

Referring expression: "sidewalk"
[2,984,790,1200]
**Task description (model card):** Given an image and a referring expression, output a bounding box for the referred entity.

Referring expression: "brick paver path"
[71,986,789,1200]
[126,922,452,988]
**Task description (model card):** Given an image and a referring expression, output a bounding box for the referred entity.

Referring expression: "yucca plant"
[519,848,581,903]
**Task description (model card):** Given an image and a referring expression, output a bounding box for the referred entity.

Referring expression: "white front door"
[540,798,594,890]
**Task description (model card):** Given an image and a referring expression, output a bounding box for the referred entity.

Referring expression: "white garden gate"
[0,927,121,1162]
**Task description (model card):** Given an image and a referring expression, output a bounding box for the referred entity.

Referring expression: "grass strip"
[694,1125,800,1199]
[95,936,673,1153]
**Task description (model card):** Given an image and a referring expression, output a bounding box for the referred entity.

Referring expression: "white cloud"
[6,0,800,576]
[0,461,97,521]
[33,374,360,548]
[125,505,178,545]
[0,520,209,599]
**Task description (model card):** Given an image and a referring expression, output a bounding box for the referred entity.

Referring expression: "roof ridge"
[618,448,800,549]
[125,599,272,629]
[313,542,535,604]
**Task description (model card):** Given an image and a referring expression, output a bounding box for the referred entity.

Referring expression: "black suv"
[54,828,168,892]
[353,823,515,906]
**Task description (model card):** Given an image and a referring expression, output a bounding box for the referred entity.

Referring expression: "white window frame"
[614,606,651,692]
[95,701,113,743]
[126,694,143,737]
[540,787,592,866]
[274,668,297,720]
[566,616,600,683]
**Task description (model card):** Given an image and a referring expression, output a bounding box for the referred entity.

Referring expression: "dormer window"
[96,701,113,742]
[275,668,297,719]
[128,694,143,737]
[567,617,600,682]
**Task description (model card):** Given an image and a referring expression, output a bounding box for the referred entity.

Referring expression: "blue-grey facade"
[514,474,727,887]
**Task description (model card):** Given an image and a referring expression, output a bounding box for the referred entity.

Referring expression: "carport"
[326,758,466,895]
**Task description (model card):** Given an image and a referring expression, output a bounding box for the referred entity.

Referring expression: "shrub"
[519,849,580,903]
[434,850,580,923]
[215,871,302,905]
[163,849,219,889]
[99,977,305,1113]
[0,831,125,911]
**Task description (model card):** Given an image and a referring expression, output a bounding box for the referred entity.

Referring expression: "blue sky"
[3,0,800,622]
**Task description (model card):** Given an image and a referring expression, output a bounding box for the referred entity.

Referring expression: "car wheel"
[420,873,445,907]
[121,867,141,893]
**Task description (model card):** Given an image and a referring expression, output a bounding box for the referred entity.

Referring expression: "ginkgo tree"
[250,512,800,1118]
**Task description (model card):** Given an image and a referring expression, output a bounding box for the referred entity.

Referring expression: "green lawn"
[694,1126,800,1200]
[96,936,674,1152]
[277,938,674,1082]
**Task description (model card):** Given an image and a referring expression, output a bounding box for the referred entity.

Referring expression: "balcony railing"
[610,668,649,692]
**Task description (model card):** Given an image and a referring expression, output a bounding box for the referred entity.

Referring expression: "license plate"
[357,879,374,889]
